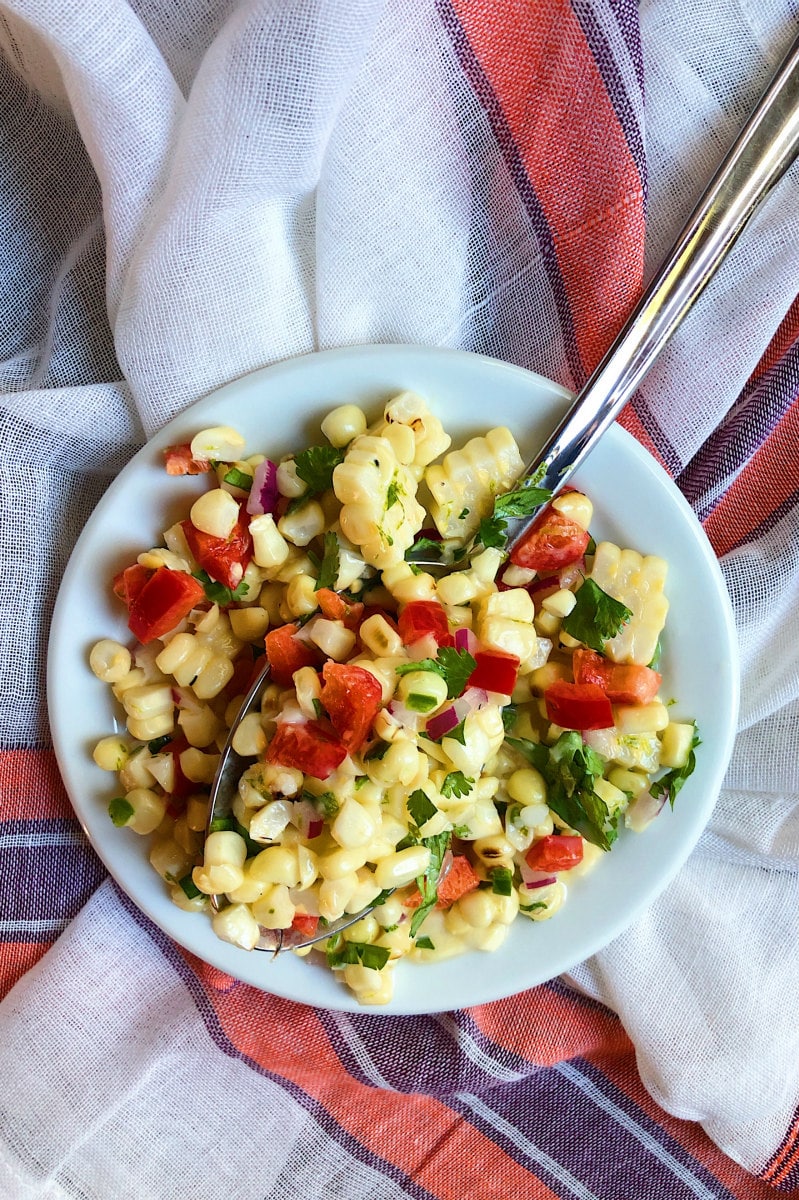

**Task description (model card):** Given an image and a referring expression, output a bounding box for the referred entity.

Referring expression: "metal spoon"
[206,31,799,951]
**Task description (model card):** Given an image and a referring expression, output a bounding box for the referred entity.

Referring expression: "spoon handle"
[503,29,799,556]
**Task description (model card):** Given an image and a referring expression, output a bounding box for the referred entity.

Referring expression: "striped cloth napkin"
[1,1,798,1197]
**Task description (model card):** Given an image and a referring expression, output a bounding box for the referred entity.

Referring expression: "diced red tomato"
[510,504,590,571]
[127,567,206,644]
[265,720,348,780]
[316,587,364,630]
[544,679,614,730]
[467,649,520,696]
[264,624,319,687]
[320,661,383,754]
[112,564,153,608]
[181,503,253,590]
[290,912,320,938]
[403,854,480,910]
[163,443,212,475]
[223,651,266,700]
[398,600,451,646]
[572,648,662,705]
[525,834,583,873]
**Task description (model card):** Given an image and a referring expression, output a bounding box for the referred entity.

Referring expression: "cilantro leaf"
[147,734,173,754]
[415,936,435,950]
[223,466,253,491]
[651,724,701,808]
[325,936,391,971]
[407,789,438,828]
[475,481,553,550]
[476,513,507,550]
[561,578,632,653]
[405,535,442,559]
[178,873,202,900]
[315,531,340,591]
[293,445,346,496]
[436,646,477,698]
[303,789,339,818]
[394,658,441,677]
[440,771,474,799]
[444,718,468,745]
[501,704,517,733]
[192,568,249,608]
[506,731,614,850]
[410,831,451,937]
[108,797,133,827]
[386,477,402,509]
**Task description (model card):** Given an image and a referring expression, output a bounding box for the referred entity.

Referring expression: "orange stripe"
[703,401,799,556]
[452,0,645,373]
[0,942,52,1002]
[0,748,74,821]
[750,294,799,382]
[588,1047,784,1198]
[470,984,631,1066]
[766,1112,799,1186]
[180,955,560,1200]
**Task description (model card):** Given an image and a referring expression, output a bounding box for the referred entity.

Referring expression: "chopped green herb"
[410,831,451,937]
[209,814,235,834]
[354,775,368,790]
[108,797,134,827]
[325,936,391,971]
[506,730,614,851]
[407,789,438,827]
[315,531,340,591]
[312,698,325,720]
[501,704,517,733]
[192,568,249,608]
[293,444,346,495]
[303,789,339,818]
[452,823,471,838]
[406,692,438,713]
[586,534,597,555]
[440,771,474,799]
[407,563,422,575]
[520,901,547,913]
[178,873,202,900]
[147,734,173,754]
[415,936,435,950]
[489,866,513,896]
[394,646,476,699]
[405,535,442,559]
[365,741,390,761]
[223,466,253,491]
[394,657,440,677]
[386,477,402,509]
[476,513,507,550]
[476,482,553,550]
[651,724,701,809]
[561,577,632,653]
[458,507,470,520]
[648,638,663,671]
[443,718,468,745]
[370,889,395,907]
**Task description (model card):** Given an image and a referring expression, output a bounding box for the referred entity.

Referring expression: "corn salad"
[89,395,699,1005]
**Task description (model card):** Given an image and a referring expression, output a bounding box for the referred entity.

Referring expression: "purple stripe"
[677,341,799,517]
[606,0,645,94]
[435,0,585,385]
[115,886,442,1200]
[0,818,105,940]
[571,0,647,198]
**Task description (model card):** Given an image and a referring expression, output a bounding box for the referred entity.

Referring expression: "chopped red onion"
[246,458,279,516]
[387,700,421,732]
[460,686,488,711]
[520,860,557,889]
[525,875,557,890]
[426,704,459,740]
[454,627,479,654]
[625,790,666,832]
[558,560,585,589]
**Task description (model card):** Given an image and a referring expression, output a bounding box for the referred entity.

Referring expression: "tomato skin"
[544,680,614,730]
[320,661,383,754]
[509,505,590,571]
[290,912,320,938]
[113,564,153,608]
[467,649,520,696]
[181,503,253,589]
[265,720,348,780]
[265,624,319,687]
[525,834,583,873]
[403,854,480,910]
[572,648,662,705]
[163,443,212,476]
[398,600,451,646]
[127,567,206,644]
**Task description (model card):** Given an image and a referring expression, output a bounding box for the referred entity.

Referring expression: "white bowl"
[47,344,739,1014]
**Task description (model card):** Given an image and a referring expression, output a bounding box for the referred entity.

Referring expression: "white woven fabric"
[1,0,798,1190]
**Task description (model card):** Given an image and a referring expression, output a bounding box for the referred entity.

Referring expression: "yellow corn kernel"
[613,702,670,735]
[211,904,260,950]
[89,639,132,683]
[250,514,291,569]
[659,721,696,769]
[123,788,167,835]
[92,735,134,772]
[190,488,240,540]
[551,490,593,530]
[358,613,403,657]
[228,606,270,641]
[321,404,368,448]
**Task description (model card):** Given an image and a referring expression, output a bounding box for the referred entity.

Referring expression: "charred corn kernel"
[155,632,195,675]
[660,721,696,769]
[584,728,661,772]
[179,747,219,784]
[358,613,403,657]
[589,542,669,665]
[149,836,193,883]
[318,845,370,880]
[541,588,577,618]
[89,639,132,683]
[274,550,315,585]
[127,712,175,741]
[472,834,515,868]
[122,788,166,835]
[190,425,245,463]
[228,606,270,641]
[190,487,239,539]
[505,802,549,851]
[308,619,356,661]
[178,703,220,748]
[322,404,368,447]
[425,427,523,540]
[173,815,203,857]
[250,514,290,569]
[331,798,378,849]
[92,735,134,772]
[118,753,157,792]
[507,767,547,807]
[285,573,318,617]
[373,893,406,928]
[551,490,593,529]
[478,616,537,664]
[374,845,431,889]
[455,889,497,929]
[608,767,650,796]
[387,569,437,605]
[231,711,267,757]
[278,500,325,547]
[470,548,504,586]
[345,869,383,913]
[518,880,566,921]
[397,670,448,715]
[249,845,300,888]
[318,873,359,920]
[383,391,451,469]
[172,642,214,688]
[193,832,247,895]
[226,871,269,905]
[479,589,534,623]
[259,581,285,622]
[457,792,504,839]
[212,904,260,950]
[468,925,510,952]
[614,702,669,735]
